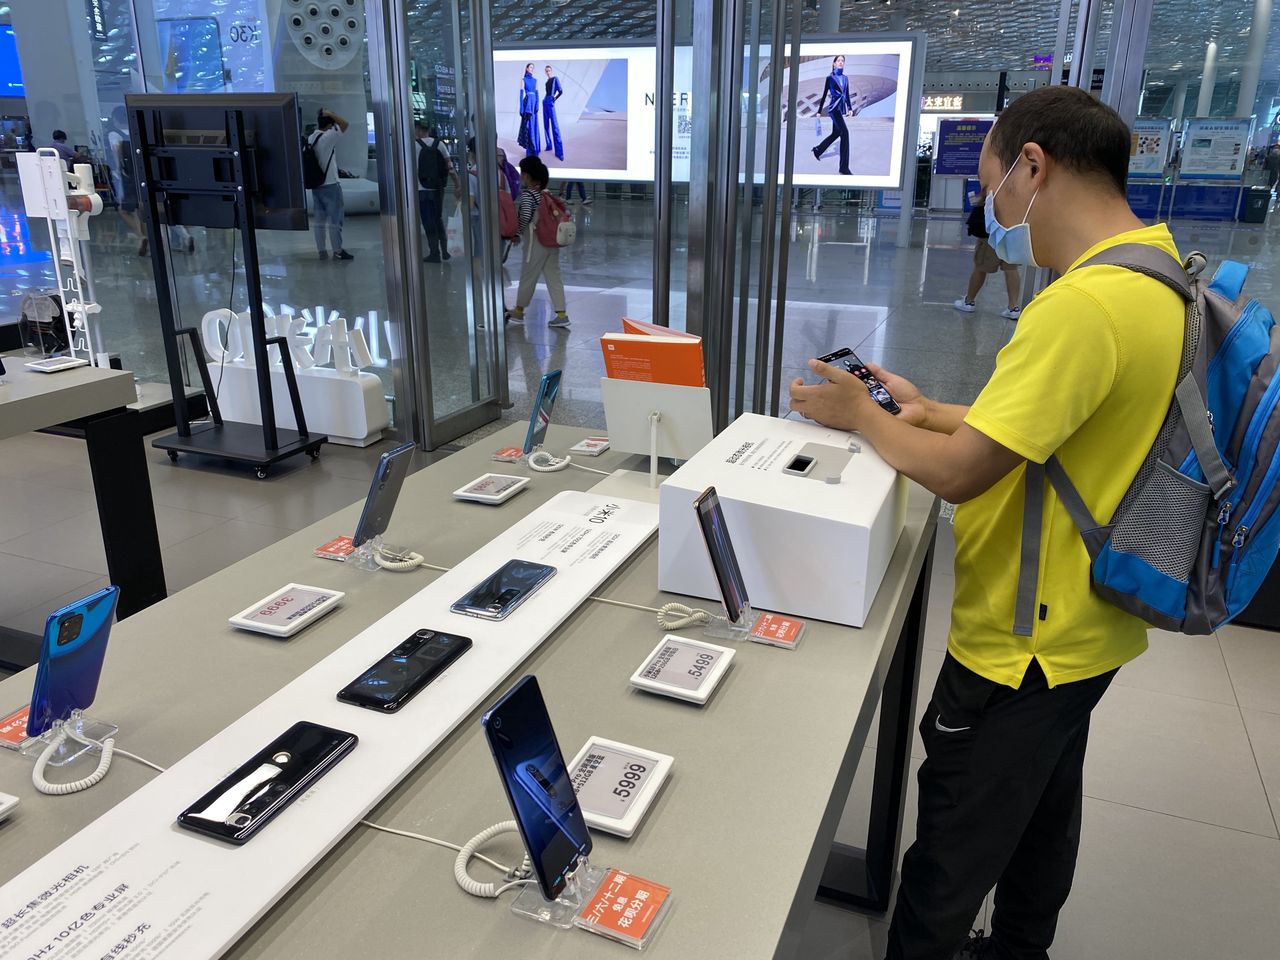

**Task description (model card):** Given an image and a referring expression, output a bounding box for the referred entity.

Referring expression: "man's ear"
[1023,142,1049,186]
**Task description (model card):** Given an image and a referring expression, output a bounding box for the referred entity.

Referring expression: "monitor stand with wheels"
[131,96,326,479]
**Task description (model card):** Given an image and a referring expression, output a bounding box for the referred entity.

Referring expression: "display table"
[0,354,165,664]
[0,421,937,958]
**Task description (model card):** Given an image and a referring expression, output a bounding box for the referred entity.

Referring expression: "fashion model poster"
[493,48,639,179]
[755,39,914,189]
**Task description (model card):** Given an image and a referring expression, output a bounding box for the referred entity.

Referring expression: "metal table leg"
[817,541,934,913]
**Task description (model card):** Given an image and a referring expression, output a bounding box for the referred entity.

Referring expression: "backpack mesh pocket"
[1109,460,1210,582]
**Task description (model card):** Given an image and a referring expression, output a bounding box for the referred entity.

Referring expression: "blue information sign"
[933,119,993,177]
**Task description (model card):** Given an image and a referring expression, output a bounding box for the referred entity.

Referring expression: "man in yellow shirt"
[790,87,1185,960]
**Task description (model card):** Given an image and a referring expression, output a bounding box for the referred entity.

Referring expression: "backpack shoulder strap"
[1073,243,1192,301]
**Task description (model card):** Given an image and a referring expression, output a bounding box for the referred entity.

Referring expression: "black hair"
[525,63,534,70]
[831,55,843,68]
[989,86,1130,195]
[52,129,67,142]
[466,136,476,156]
[316,109,334,129]
[518,155,549,188]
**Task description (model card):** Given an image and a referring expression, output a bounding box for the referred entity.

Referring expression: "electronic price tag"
[567,737,673,838]
[228,584,345,638]
[452,472,530,505]
[629,635,735,705]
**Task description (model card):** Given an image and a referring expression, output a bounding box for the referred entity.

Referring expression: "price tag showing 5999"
[568,737,674,838]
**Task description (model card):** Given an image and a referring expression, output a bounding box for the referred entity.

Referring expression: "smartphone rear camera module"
[227,812,254,828]
[57,614,83,647]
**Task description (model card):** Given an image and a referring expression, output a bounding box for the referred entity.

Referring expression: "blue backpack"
[1015,244,1280,636]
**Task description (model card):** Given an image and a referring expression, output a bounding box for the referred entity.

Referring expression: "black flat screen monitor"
[125,92,308,231]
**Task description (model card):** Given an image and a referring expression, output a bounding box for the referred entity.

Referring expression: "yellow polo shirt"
[950,224,1184,688]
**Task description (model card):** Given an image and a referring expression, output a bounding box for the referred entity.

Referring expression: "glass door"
[396,0,506,448]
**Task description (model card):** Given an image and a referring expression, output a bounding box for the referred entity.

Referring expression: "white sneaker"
[953,299,976,313]
[1000,307,1022,320]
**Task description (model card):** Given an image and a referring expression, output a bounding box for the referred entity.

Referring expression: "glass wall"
[2,0,411,441]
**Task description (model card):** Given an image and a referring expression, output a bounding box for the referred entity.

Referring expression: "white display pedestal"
[658,413,906,628]
[214,363,389,447]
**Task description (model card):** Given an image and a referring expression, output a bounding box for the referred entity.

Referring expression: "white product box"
[658,413,906,627]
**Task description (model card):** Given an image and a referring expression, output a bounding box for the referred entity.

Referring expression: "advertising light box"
[496,36,915,189]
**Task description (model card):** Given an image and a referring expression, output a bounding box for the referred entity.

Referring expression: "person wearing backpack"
[306,108,353,261]
[955,189,1022,320]
[504,156,569,329]
[789,86,1186,960]
[415,121,457,263]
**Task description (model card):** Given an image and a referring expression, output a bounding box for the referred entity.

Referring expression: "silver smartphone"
[450,559,557,621]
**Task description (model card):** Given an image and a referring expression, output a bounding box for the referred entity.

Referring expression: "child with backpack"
[505,156,574,329]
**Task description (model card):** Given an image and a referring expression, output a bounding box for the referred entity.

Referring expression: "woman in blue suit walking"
[517,63,541,156]
[812,55,853,176]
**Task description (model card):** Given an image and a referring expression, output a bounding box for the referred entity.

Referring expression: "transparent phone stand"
[350,534,385,571]
[510,857,608,929]
[702,600,754,642]
[19,709,117,767]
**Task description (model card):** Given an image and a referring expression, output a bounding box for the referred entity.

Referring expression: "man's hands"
[789,358,929,430]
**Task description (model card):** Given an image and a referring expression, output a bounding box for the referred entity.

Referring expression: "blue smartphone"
[482,675,591,901]
[28,586,120,737]
[523,370,563,455]
[352,441,416,548]
[450,559,557,621]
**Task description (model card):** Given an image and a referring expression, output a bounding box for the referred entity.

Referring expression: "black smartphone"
[352,441,416,548]
[482,675,591,901]
[176,721,357,845]
[450,559,557,621]
[336,629,472,712]
[817,347,901,415]
[693,486,750,625]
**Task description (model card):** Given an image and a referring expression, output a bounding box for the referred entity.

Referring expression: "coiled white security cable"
[453,820,534,898]
[32,723,166,795]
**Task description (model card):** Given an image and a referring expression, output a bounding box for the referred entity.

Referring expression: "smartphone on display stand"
[817,347,901,415]
[523,369,563,456]
[450,559,557,621]
[692,487,750,625]
[27,586,120,738]
[482,675,592,901]
[176,721,357,845]
[352,441,416,548]
[337,630,472,712]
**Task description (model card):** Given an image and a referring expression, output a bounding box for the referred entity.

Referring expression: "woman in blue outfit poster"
[518,63,541,156]
[812,55,853,176]
[543,65,565,161]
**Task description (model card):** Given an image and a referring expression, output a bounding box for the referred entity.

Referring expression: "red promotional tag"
[576,869,671,945]
[750,612,806,649]
[314,536,355,561]
[492,446,525,463]
[0,705,30,748]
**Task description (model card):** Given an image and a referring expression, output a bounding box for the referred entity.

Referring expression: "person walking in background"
[416,121,457,263]
[955,189,1022,320]
[497,146,521,202]
[812,55,853,176]
[105,107,148,257]
[1266,143,1280,191]
[505,156,569,329]
[517,63,541,157]
[307,108,353,261]
[561,180,590,204]
[543,65,565,162]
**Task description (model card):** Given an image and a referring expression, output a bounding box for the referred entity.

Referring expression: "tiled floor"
[5,200,1280,958]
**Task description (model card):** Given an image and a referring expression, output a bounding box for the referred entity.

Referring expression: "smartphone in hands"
[817,347,901,415]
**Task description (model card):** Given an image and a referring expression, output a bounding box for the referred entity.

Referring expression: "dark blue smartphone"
[693,487,750,625]
[482,675,591,901]
[523,370,563,455]
[352,441,416,548]
[28,585,120,737]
